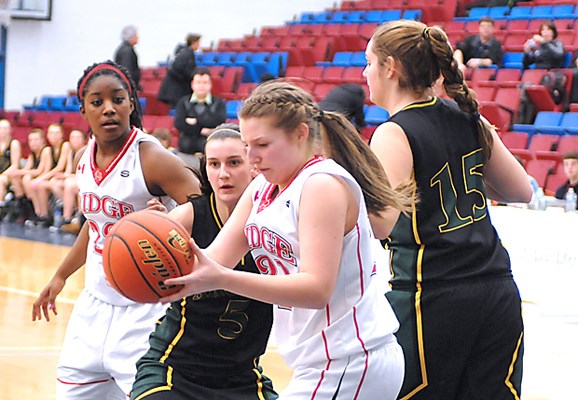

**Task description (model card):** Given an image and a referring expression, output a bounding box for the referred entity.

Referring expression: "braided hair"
[76,60,143,130]
[239,81,412,215]
[371,20,494,160]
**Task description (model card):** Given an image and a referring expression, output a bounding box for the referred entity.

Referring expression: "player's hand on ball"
[146,198,167,213]
[32,277,65,322]
[160,239,228,303]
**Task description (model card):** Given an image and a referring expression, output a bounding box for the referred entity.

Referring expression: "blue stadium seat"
[65,96,80,112]
[530,5,553,19]
[226,100,243,119]
[382,10,402,22]
[552,5,575,19]
[365,105,390,125]
[468,7,490,20]
[50,96,68,112]
[312,11,331,24]
[216,52,235,65]
[198,52,218,66]
[560,112,578,135]
[512,111,564,135]
[347,11,366,23]
[364,10,385,23]
[502,52,524,69]
[350,52,366,67]
[509,6,532,20]
[488,6,509,20]
[331,52,353,67]
[330,11,349,23]
[402,9,422,21]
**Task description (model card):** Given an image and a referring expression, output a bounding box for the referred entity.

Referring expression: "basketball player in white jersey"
[161,81,414,399]
[32,61,200,399]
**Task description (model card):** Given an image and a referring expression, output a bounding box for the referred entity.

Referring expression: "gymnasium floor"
[0,221,575,399]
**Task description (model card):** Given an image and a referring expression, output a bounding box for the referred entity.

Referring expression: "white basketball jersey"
[245,158,399,368]
[76,128,176,306]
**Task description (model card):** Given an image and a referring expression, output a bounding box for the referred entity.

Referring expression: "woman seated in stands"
[25,123,72,227]
[48,129,86,228]
[7,128,51,223]
[522,22,565,70]
[0,119,22,209]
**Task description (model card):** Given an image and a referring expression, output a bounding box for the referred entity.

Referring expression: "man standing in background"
[114,25,141,90]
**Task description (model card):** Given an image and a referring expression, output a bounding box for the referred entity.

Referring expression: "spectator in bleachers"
[0,119,22,209]
[158,33,202,109]
[6,128,51,223]
[174,67,227,170]
[555,151,578,209]
[151,127,178,154]
[48,129,86,228]
[319,83,367,133]
[114,25,141,90]
[24,123,72,228]
[454,16,503,75]
[522,22,565,70]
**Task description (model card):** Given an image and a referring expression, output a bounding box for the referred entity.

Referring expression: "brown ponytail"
[371,20,494,160]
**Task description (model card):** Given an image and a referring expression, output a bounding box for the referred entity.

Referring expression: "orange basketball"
[102,209,193,303]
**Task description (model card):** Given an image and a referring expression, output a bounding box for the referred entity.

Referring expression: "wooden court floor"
[0,234,574,399]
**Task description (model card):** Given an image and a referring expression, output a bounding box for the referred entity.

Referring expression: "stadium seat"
[477,68,522,88]
[545,171,567,195]
[302,66,325,84]
[226,100,242,119]
[322,66,346,84]
[467,7,490,20]
[552,4,576,19]
[557,135,578,156]
[512,111,564,135]
[341,66,365,84]
[350,52,366,67]
[488,6,509,19]
[524,85,564,113]
[559,112,578,135]
[502,53,524,69]
[526,159,557,188]
[501,131,529,150]
[530,5,553,19]
[402,9,422,21]
[509,6,533,20]
[312,83,335,101]
[365,105,390,126]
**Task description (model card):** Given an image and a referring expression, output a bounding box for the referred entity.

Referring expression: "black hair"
[76,60,143,129]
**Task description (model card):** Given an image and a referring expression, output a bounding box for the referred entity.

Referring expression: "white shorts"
[280,341,404,400]
[56,289,168,399]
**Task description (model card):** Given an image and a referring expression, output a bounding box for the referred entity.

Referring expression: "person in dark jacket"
[523,22,565,70]
[173,67,227,169]
[114,25,141,89]
[158,33,202,108]
[319,83,366,132]
[454,17,503,75]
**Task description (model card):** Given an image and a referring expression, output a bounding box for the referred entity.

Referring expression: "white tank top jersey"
[76,128,176,306]
[245,158,399,369]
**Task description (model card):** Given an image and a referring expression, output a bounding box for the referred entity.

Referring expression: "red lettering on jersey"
[244,223,296,266]
[77,163,85,173]
[80,192,135,218]
[255,255,291,275]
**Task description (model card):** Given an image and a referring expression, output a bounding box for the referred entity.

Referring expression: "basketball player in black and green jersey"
[131,124,277,400]
[365,21,533,399]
